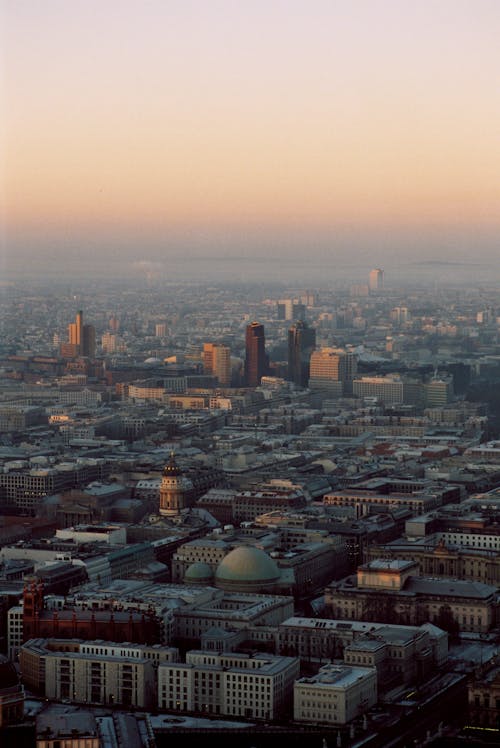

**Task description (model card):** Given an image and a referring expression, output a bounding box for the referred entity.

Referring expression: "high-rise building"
[277,299,306,321]
[81,322,95,357]
[369,268,384,293]
[309,348,357,395]
[245,322,268,387]
[288,321,316,387]
[203,343,231,386]
[155,323,167,337]
[66,311,95,357]
[68,310,83,348]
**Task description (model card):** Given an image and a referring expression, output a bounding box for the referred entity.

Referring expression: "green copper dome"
[184,562,214,583]
[215,546,280,590]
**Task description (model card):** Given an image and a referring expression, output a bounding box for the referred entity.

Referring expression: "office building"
[20,638,179,704]
[294,663,377,725]
[65,310,96,357]
[203,343,231,386]
[245,322,268,387]
[353,375,404,405]
[20,638,157,709]
[369,268,384,292]
[277,299,306,321]
[158,650,300,720]
[309,347,357,395]
[288,321,316,387]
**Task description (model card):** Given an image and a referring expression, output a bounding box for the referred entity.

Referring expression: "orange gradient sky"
[2,0,500,265]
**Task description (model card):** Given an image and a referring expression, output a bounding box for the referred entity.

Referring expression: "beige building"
[173,590,294,646]
[158,650,300,720]
[294,663,377,725]
[20,638,178,709]
[308,348,357,395]
[326,560,498,633]
[323,489,442,517]
[203,343,231,386]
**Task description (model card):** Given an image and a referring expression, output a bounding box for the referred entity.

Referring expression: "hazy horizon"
[2,1,499,283]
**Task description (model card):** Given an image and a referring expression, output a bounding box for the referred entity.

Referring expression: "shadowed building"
[288,321,316,387]
[245,322,268,387]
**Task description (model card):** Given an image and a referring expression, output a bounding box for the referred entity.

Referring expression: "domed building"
[159,453,193,517]
[0,655,24,728]
[215,546,281,593]
[184,562,214,586]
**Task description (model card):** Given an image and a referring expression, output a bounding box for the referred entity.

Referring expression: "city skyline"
[2,1,499,282]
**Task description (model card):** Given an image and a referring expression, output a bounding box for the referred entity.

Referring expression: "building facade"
[294,663,377,725]
[245,322,268,387]
[158,650,300,720]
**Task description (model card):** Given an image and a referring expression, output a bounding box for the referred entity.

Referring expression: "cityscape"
[0,269,499,747]
[3,1,500,747]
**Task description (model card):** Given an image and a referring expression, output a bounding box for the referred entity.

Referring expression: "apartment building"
[158,650,300,720]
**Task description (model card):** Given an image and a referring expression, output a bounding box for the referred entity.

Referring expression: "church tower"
[159,453,193,517]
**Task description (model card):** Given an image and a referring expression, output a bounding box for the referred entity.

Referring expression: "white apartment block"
[7,605,23,660]
[294,664,377,725]
[158,650,300,720]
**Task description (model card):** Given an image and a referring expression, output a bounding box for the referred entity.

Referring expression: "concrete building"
[308,348,357,395]
[353,375,404,405]
[20,638,158,709]
[368,268,384,293]
[245,322,268,387]
[325,560,498,633]
[294,663,377,725]
[203,343,231,386]
[158,650,300,720]
[288,321,316,388]
[173,590,294,647]
[323,489,442,517]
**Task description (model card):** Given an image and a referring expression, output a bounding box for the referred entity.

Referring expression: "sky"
[2,1,500,280]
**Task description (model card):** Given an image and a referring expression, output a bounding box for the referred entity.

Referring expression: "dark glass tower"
[245,322,268,387]
[288,321,316,387]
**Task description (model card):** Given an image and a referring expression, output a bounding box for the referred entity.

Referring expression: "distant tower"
[369,268,384,293]
[67,310,95,356]
[245,322,268,387]
[68,310,83,349]
[288,321,316,387]
[159,453,193,517]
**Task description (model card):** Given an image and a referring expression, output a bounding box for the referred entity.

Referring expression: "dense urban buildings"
[1,273,500,744]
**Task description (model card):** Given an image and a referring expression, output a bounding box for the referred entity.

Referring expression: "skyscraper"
[288,321,316,387]
[369,268,384,293]
[68,310,83,349]
[245,322,268,387]
[203,342,231,386]
[66,311,95,357]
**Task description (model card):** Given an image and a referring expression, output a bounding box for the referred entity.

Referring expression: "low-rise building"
[294,663,377,725]
[325,560,498,633]
[158,650,300,720]
[20,638,179,708]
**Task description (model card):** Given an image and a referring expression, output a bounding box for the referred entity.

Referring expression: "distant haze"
[2,1,499,282]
